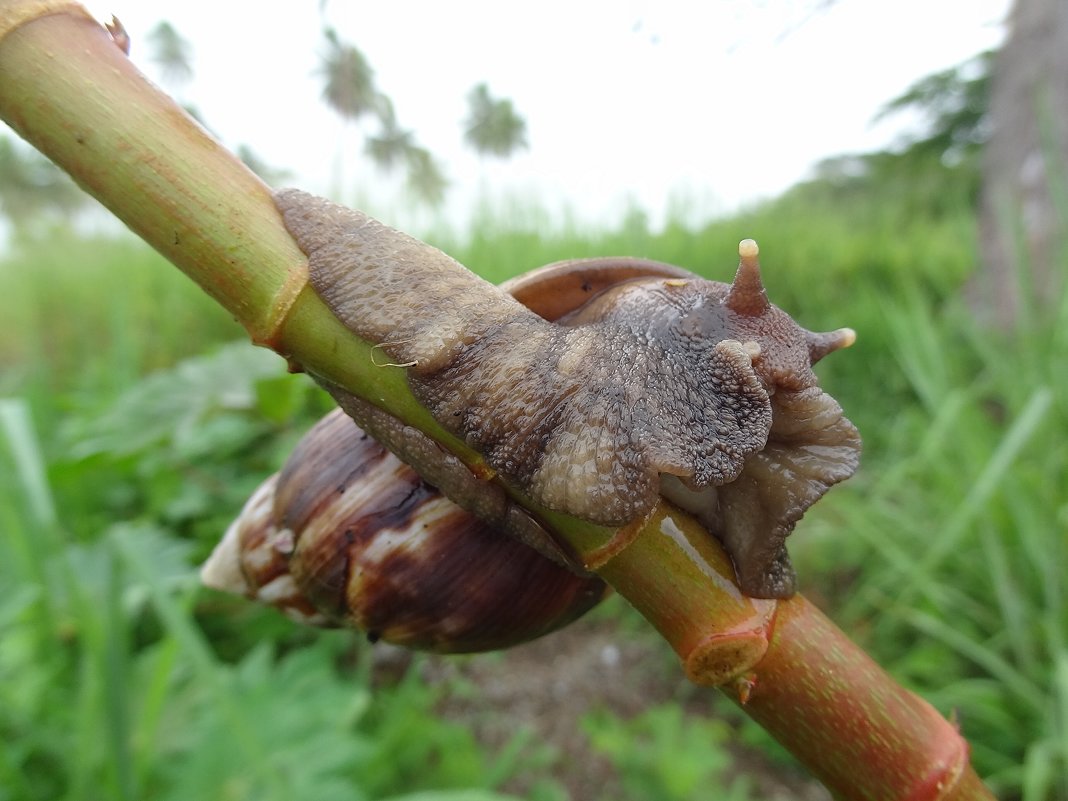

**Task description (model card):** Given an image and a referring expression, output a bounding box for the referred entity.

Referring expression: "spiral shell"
[202,408,608,653]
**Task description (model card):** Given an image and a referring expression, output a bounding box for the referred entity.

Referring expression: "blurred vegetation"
[463,83,528,159]
[582,705,755,800]
[0,136,94,228]
[1,52,1066,801]
[317,24,527,206]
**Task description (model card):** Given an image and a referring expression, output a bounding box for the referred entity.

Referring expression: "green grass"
[0,394,544,801]
[582,704,755,801]
[1,185,1065,800]
[801,290,1066,798]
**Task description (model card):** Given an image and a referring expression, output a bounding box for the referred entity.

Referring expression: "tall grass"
[1,186,1064,799]
[0,228,239,438]
[0,392,552,801]
[817,288,1065,798]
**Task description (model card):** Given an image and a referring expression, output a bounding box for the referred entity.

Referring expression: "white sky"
[77,2,1010,231]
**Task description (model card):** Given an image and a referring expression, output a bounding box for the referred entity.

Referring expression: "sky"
[72,1,1011,232]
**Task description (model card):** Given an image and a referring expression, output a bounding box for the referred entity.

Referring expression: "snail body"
[202,190,861,651]
[273,189,860,598]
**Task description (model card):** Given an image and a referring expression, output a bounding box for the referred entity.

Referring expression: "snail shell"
[271,189,861,599]
[203,407,608,653]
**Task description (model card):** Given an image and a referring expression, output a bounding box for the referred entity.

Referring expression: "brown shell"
[273,190,862,598]
[206,409,607,653]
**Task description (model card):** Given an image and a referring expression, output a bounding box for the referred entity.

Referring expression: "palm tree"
[405,146,448,206]
[317,28,448,207]
[463,83,528,158]
[318,28,386,199]
[364,97,415,170]
[146,21,193,87]
[318,28,381,123]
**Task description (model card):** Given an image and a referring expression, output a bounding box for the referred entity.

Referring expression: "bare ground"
[372,605,831,800]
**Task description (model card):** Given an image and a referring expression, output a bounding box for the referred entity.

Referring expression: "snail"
[202,189,861,651]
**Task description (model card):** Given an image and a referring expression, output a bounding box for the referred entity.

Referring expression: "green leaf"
[61,341,284,460]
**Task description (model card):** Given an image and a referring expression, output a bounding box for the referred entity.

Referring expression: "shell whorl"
[203,409,608,652]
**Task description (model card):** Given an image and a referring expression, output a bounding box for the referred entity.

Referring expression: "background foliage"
[1,48,1066,801]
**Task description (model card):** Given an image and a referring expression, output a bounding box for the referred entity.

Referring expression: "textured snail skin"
[559,273,861,597]
[323,386,586,571]
[205,409,608,653]
[274,189,861,598]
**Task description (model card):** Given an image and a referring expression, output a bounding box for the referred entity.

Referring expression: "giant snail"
[201,189,861,654]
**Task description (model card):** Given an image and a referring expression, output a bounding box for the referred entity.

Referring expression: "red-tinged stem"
[741,595,979,800]
[602,503,986,800]
[0,4,996,799]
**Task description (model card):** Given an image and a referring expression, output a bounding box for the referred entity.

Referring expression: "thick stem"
[740,595,977,800]
[600,503,981,800]
[0,4,994,799]
[0,2,298,344]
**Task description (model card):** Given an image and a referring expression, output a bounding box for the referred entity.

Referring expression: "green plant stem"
[0,4,995,799]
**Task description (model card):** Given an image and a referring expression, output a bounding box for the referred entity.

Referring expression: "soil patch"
[375,606,830,800]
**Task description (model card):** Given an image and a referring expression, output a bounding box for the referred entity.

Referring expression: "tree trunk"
[976,0,1068,326]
